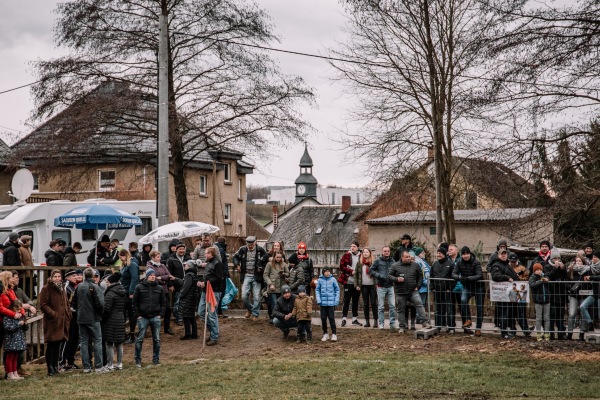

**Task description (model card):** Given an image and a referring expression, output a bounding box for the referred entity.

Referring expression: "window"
[223,163,231,183]
[52,230,71,246]
[224,203,232,223]
[98,170,116,191]
[135,217,153,235]
[199,175,207,196]
[356,193,360,204]
[82,229,96,241]
[466,191,478,209]
[238,178,242,199]
[331,192,335,204]
[32,174,39,192]
[429,227,436,236]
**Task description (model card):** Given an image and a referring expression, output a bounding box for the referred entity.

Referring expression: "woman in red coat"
[39,269,72,376]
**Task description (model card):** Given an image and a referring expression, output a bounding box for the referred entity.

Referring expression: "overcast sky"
[0,0,370,188]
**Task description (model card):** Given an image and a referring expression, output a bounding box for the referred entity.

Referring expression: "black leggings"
[342,284,361,318]
[46,341,62,370]
[361,285,377,322]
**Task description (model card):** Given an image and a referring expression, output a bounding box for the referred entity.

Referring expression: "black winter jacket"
[273,294,297,320]
[529,273,550,304]
[452,255,484,289]
[490,260,519,282]
[179,267,199,318]
[87,243,115,267]
[102,283,127,343]
[545,260,568,298]
[63,247,78,266]
[167,253,191,280]
[288,253,314,285]
[133,279,165,319]
[430,257,455,291]
[203,258,226,293]
[388,261,422,295]
[3,241,21,267]
[45,249,64,267]
[233,245,267,276]
[74,278,104,324]
[369,256,394,288]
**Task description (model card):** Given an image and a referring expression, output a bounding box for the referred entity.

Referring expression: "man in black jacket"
[45,239,65,267]
[3,232,21,267]
[87,235,115,267]
[490,249,520,339]
[133,268,165,367]
[369,246,396,330]
[430,247,455,333]
[453,246,484,335]
[272,285,297,338]
[393,234,413,262]
[167,243,190,326]
[388,251,432,333]
[233,236,266,321]
[197,246,226,346]
[74,267,105,373]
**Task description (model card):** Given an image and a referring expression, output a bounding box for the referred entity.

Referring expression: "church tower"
[294,143,318,203]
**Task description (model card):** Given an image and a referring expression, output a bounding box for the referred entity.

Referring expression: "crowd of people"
[1,231,599,379]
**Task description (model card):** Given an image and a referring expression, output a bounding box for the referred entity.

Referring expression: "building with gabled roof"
[7,81,254,237]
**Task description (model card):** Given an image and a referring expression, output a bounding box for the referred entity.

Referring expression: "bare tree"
[21,0,314,221]
[330,0,504,243]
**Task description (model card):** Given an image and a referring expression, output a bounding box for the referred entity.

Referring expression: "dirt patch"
[142,317,600,364]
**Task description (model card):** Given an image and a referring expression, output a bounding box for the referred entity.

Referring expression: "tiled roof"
[269,204,369,251]
[0,139,10,165]
[366,208,544,224]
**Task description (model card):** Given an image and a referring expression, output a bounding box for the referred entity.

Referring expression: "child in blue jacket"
[316,267,340,342]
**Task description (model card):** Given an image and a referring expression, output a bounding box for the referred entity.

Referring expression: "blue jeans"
[580,295,600,328]
[135,316,161,364]
[273,317,298,332]
[461,286,485,329]
[198,292,222,341]
[377,286,396,329]
[268,293,281,319]
[242,274,262,317]
[79,322,103,370]
[173,289,182,322]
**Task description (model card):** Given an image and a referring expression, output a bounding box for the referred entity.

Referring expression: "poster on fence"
[489,281,530,303]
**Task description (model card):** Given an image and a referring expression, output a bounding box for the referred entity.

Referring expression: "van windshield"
[0,230,10,244]
[0,206,18,220]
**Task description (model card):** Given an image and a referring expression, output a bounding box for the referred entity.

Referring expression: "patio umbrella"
[138,221,220,245]
[54,203,143,268]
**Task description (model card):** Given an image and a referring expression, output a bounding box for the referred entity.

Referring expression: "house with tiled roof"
[7,81,254,236]
[359,152,552,256]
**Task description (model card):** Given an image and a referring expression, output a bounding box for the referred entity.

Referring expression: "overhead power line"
[0,80,43,95]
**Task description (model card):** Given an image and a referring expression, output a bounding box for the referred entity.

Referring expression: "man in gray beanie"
[133,268,165,367]
[272,285,297,339]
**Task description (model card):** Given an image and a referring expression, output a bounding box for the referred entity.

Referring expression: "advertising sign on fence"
[489,281,530,303]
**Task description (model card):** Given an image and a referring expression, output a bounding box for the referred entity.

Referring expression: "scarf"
[361,256,372,274]
[590,260,600,276]
[297,253,308,261]
[54,281,63,290]
[538,251,550,261]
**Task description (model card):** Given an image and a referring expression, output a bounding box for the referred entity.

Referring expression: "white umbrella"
[139,221,220,245]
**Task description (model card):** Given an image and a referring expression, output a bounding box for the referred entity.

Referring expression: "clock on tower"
[294,143,318,203]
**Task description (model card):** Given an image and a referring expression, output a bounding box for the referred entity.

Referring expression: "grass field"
[6,350,599,399]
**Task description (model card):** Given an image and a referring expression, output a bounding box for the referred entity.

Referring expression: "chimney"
[427,145,434,162]
[272,205,279,229]
[341,196,351,213]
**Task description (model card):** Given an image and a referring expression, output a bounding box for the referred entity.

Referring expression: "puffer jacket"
[452,254,484,289]
[263,261,289,293]
[369,256,394,288]
[273,294,296,320]
[316,274,339,306]
[288,265,305,293]
[388,261,422,295]
[179,267,199,318]
[292,295,313,321]
[430,257,455,291]
[102,283,126,343]
[490,260,519,282]
[529,273,550,304]
[133,279,165,319]
[288,253,314,287]
[45,249,64,267]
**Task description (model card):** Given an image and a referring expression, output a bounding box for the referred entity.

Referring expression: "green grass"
[7,352,599,399]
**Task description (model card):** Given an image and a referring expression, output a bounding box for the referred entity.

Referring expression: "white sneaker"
[321,333,329,341]
[331,334,337,342]
[115,363,123,370]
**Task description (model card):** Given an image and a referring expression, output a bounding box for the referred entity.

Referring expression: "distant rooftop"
[366,208,544,224]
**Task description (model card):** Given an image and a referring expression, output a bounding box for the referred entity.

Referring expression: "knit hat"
[8,232,18,241]
[439,242,449,251]
[65,269,77,278]
[540,240,551,248]
[100,235,111,243]
[437,247,448,257]
[532,263,543,272]
[550,247,561,260]
[146,268,156,278]
[401,234,412,241]
[413,247,425,257]
[460,246,471,255]
[107,272,121,284]
[298,285,306,293]
[584,241,594,250]
[497,239,508,249]
[281,285,291,294]
[298,242,307,250]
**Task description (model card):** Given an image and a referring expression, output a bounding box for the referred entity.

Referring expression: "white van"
[0,199,157,265]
